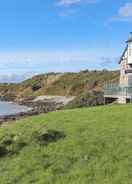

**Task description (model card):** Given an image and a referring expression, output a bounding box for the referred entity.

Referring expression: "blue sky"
[0,0,132,81]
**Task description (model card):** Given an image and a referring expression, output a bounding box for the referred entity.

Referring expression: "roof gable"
[119,45,128,64]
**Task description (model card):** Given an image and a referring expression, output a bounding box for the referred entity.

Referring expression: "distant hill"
[0,70,119,107]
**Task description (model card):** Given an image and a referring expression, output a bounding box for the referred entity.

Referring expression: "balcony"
[125,69,132,74]
[104,83,132,97]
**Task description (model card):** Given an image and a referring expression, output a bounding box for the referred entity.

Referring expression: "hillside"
[0,70,119,103]
[0,105,132,184]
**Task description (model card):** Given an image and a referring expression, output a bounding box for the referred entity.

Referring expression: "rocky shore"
[0,110,38,124]
[0,96,75,124]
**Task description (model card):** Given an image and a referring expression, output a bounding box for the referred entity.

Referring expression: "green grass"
[0,105,132,184]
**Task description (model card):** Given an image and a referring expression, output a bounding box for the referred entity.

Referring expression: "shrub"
[32,84,41,91]
[0,134,27,156]
[0,146,8,158]
[33,129,66,145]
[65,91,104,109]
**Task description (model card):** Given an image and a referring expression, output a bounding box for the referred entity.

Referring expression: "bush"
[0,146,8,158]
[0,134,14,146]
[0,134,27,156]
[33,129,66,145]
[9,141,27,154]
[32,84,41,91]
[65,91,104,109]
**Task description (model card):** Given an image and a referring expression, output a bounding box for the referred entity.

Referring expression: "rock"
[0,96,75,124]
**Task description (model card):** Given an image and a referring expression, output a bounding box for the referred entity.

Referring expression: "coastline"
[0,96,75,124]
[0,110,39,124]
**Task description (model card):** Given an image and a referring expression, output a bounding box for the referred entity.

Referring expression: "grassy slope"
[0,70,119,100]
[0,105,132,184]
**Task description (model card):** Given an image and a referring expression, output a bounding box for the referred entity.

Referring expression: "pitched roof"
[119,33,132,64]
[126,38,132,43]
[119,45,128,64]
[126,32,132,43]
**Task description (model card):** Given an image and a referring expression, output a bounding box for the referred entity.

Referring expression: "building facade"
[104,33,132,104]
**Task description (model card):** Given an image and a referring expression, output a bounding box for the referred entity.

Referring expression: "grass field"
[0,105,132,184]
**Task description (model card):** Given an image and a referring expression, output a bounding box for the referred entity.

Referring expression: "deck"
[104,84,132,96]
[104,84,132,103]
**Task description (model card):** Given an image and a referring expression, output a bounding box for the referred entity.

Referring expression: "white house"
[104,33,132,104]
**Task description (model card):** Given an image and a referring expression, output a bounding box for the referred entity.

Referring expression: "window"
[129,49,131,56]
[129,45,132,56]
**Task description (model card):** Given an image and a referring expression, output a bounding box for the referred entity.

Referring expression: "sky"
[0,0,132,82]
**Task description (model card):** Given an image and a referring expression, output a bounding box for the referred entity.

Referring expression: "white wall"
[128,42,132,64]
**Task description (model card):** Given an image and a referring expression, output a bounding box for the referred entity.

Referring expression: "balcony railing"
[104,83,132,97]
[125,69,132,74]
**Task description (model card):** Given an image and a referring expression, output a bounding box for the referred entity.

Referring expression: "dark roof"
[126,38,132,43]
[126,32,132,43]
[119,33,132,64]
[119,45,128,64]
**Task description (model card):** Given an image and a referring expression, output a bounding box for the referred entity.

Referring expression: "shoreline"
[0,110,39,124]
[0,101,60,124]
[0,96,75,124]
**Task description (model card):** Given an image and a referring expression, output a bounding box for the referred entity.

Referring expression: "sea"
[0,101,31,116]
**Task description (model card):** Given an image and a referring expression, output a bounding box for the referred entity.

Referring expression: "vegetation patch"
[0,70,119,103]
[33,129,66,145]
[32,84,42,91]
[0,146,8,157]
[66,91,104,108]
[0,129,66,158]
[0,134,27,156]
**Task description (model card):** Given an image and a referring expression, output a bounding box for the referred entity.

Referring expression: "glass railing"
[104,84,132,96]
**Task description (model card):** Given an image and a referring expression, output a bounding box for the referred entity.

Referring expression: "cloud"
[112,2,132,22]
[58,8,78,16]
[56,0,100,16]
[57,0,98,6]
[119,3,132,17]
[0,48,118,78]
[99,57,119,68]
[57,0,81,6]
[0,73,34,83]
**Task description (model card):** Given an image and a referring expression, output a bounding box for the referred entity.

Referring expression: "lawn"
[0,105,132,184]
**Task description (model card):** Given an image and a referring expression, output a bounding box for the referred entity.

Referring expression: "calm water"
[0,101,31,116]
